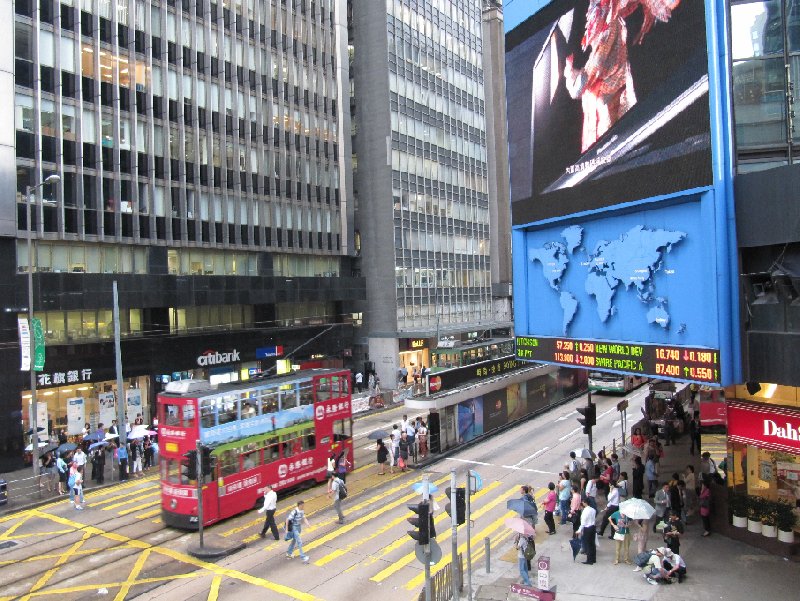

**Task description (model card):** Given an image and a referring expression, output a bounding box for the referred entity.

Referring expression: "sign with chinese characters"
[314,400,351,420]
[99,392,116,427]
[18,318,31,371]
[37,368,93,388]
[32,318,45,372]
[427,357,526,395]
[67,397,85,435]
[126,389,143,424]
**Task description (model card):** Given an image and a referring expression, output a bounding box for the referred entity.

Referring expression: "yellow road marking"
[135,508,163,520]
[265,474,451,552]
[22,529,92,599]
[101,489,161,511]
[370,486,545,583]
[314,480,503,567]
[117,499,161,516]
[207,575,222,601]
[17,571,202,598]
[88,483,159,507]
[0,528,74,540]
[0,514,32,540]
[22,508,322,601]
[114,547,151,601]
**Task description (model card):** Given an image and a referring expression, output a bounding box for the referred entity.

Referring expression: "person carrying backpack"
[515,533,535,586]
[328,474,347,524]
[285,500,311,562]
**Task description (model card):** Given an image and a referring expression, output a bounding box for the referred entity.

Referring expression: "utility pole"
[196,440,205,549]
[450,469,458,601]
[466,472,473,601]
[422,474,431,601]
[25,174,60,476]
[113,281,126,447]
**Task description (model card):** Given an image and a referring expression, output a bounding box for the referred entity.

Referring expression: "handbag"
[613,532,626,541]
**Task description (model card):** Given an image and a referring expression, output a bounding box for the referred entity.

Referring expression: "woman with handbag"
[608,510,631,565]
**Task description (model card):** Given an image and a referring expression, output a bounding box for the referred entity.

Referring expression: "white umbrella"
[619,498,656,520]
[24,441,49,451]
[573,448,595,459]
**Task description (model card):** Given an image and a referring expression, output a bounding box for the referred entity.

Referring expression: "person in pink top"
[568,484,583,534]
[543,482,558,534]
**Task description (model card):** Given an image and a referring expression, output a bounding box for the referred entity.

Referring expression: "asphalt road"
[0,390,647,601]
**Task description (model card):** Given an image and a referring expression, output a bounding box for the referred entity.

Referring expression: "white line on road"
[513,447,549,468]
[556,411,577,422]
[612,420,621,428]
[558,427,582,441]
[448,458,492,466]
[448,457,554,474]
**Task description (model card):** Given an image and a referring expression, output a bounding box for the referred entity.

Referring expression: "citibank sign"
[197,349,241,367]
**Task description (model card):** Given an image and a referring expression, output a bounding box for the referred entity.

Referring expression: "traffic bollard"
[485,537,490,573]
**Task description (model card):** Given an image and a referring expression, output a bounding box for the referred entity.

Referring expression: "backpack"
[67,473,76,488]
[338,480,348,500]
[523,536,536,561]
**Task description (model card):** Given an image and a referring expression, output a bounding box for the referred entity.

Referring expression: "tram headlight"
[170,499,178,509]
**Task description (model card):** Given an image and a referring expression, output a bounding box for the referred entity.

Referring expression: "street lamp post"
[26,174,60,476]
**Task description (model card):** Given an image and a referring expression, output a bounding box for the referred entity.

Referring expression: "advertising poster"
[526,373,552,415]
[126,389,143,424]
[507,384,526,422]
[37,401,49,438]
[457,397,484,444]
[484,389,509,432]
[67,397,85,435]
[777,462,800,509]
[99,392,117,427]
[507,0,711,224]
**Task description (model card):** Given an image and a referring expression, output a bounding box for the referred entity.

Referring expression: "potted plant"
[729,492,748,528]
[776,501,797,543]
[761,500,777,538]
[747,495,764,534]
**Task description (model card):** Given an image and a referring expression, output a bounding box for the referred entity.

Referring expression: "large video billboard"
[507,0,713,225]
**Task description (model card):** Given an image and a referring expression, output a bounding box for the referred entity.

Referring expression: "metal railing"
[417,553,463,601]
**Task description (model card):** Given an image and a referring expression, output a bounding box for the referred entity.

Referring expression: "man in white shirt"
[663,549,687,583]
[599,481,620,537]
[584,477,598,510]
[354,372,363,393]
[258,484,280,539]
[391,424,401,465]
[73,447,87,471]
[577,499,597,564]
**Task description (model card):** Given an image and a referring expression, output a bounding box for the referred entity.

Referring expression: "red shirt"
[543,490,557,512]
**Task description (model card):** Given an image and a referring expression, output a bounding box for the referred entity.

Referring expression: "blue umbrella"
[88,441,109,451]
[83,430,104,442]
[507,498,538,518]
[57,442,77,455]
[412,481,439,495]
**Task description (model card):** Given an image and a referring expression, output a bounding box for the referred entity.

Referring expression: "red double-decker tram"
[157,368,353,529]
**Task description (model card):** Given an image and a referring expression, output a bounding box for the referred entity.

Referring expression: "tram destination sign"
[516,336,720,384]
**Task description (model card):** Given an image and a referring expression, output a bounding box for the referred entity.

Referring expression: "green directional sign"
[32,317,45,372]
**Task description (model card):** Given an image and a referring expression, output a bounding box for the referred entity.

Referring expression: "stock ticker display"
[516,336,721,384]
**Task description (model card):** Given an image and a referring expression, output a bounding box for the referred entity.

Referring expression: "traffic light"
[407,501,430,545]
[577,401,597,434]
[444,487,466,525]
[182,450,198,482]
[200,446,215,477]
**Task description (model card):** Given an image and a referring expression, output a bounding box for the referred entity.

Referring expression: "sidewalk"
[469,429,800,600]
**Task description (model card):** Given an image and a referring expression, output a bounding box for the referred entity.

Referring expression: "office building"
[1,0,362,470]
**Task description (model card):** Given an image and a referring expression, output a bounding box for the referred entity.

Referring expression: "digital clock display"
[516,336,720,384]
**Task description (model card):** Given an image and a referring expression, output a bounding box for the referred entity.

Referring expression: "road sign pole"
[587,389,594,454]
[466,473,472,601]
[450,470,458,601]
[423,473,431,601]
[196,440,204,549]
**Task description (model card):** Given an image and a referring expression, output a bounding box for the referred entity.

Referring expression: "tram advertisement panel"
[484,390,509,432]
[507,0,712,225]
[457,397,484,443]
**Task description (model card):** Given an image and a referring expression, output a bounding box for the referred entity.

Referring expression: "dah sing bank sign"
[727,401,800,454]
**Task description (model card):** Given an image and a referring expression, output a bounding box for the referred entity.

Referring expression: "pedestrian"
[543,482,557,534]
[558,471,572,525]
[41,452,56,492]
[520,485,538,529]
[684,465,696,493]
[391,424,401,465]
[654,482,670,532]
[132,439,144,476]
[56,453,68,495]
[688,412,700,455]
[376,439,389,475]
[68,462,84,510]
[577,499,597,564]
[698,481,712,536]
[328,474,346,524]
[143,437,154,469]
[285,500,311,562]
[335,449,350,483]
[568,485,582,535]
[417,420,428,458]
[617,471,629,503]
[73,446,87,473]
[608,509,632,565]
[584,476,598,510]
[633,519,650,562]
[610,453,621,482]
[632,456,645,499]
[398,431,410,471]
[663,549,687,583]
[388,434,397,471]
[663,511,684,555]
[700,452,718,485]
[327,451,336,478]
[599,480,620,537]
[257,484,280,540]
[645,456,658,498]
[117,443,129,480]
[354,371,363,393]
[515,533,533,586]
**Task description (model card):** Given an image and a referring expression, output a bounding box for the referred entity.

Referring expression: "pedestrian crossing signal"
[182,450,198,482]
[577,402,596,435]
[200,446,215,477]
[407,501,430,545]
[444,487,466,525]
